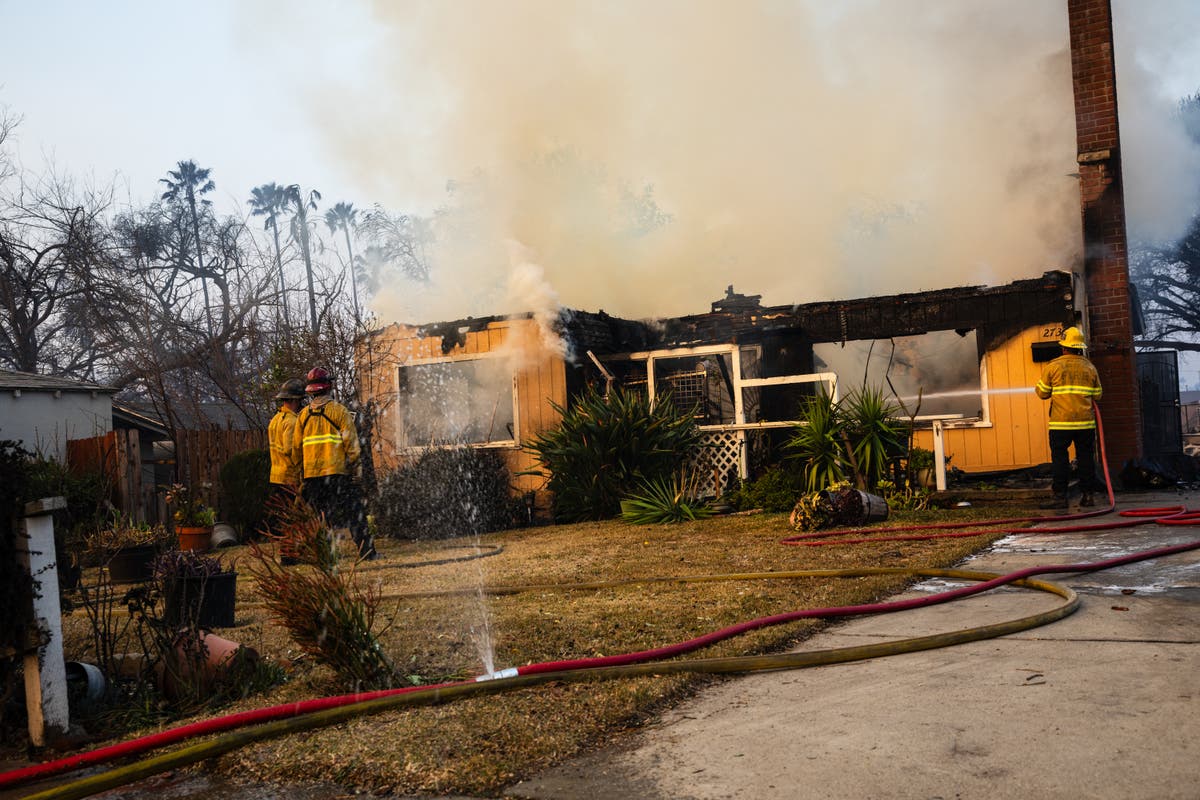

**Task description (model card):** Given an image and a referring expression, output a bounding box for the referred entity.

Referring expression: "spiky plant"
[843,386,903,489]
[620,468,713,524]
[785,389,849,492]
[525,387,701,522]
[246,500,395,690]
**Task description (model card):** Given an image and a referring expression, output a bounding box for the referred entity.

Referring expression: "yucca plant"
[620,468,713,524]
[525,386,701,522]
[843,386,903,489]
[785,389,848,492]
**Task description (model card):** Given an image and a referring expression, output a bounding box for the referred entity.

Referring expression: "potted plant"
[154,549,238,629]
[164,483,217,551]
[86,515,172,584]
[907,447,936,489]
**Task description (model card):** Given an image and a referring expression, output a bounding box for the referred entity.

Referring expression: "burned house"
[363,271,1081,496]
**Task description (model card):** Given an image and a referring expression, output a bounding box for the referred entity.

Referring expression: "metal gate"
[1136,350,1182,458]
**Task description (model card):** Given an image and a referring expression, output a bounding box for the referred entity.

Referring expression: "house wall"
[913,325,1055,472]
[364,318,568,495]
[0,390,112,462]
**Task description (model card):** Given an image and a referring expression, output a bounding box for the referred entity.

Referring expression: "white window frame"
[394,352,520,450]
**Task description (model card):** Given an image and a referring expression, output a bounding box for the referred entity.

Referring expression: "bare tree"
[0,167,125,376]
[1132,91,1200,355]
[358,205,433,284]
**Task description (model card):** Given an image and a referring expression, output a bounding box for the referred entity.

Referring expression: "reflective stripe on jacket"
[267,405,302,485]
[294,396,361,478]
[1035,353,1102,430]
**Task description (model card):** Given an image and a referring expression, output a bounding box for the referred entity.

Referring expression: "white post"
[932,421,947,491]
[19,497,69,747]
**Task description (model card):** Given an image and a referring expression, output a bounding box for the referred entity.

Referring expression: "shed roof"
[0,368,115,394]
[112,402,172,439]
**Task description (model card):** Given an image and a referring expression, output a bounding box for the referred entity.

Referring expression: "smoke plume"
[295,1,1195,326]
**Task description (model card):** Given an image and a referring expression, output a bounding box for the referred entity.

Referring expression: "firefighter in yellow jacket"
[268,379,305,494]
[267,379,305,562]
[293,367,377,559]
[1035,326,1103,510]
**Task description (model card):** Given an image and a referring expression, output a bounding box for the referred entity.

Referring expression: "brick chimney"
[1067,0,1142,470]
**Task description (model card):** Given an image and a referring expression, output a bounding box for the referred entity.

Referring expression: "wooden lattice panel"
[690,430,745,496]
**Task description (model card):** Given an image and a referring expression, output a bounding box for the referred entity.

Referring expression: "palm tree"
[324,202,361,323]
[159,160,215,334]
[282,184,321,334]
[248,182,290,328]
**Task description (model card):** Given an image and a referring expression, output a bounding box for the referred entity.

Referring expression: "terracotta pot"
[177,525,213,552]
[159,630,258,701]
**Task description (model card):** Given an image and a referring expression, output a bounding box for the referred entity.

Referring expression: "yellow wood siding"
[362,319,566,493]
[912,325,1054,472]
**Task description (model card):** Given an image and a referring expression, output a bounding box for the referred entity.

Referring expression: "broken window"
[601,347,744,425]
[813,330,982,420]
[396,358,516,447]
[652,354,738,424]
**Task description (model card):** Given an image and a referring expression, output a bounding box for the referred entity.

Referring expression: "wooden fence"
[1183,402,1200,435]
[67,430,150,522]
[174,429,267,502]
[68,428,267,523]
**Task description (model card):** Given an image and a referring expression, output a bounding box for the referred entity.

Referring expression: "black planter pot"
[107,544,158,584]
[163,572,237,628]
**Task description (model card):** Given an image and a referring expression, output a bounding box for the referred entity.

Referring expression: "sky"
[2,0,1200,386]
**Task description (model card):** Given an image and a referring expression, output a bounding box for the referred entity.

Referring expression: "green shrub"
[525,387,701,522]
[843,386,904,488]
[219,449,271,539]
[371,447,516,540]
[723,464,805,512]
[0,441,34,657]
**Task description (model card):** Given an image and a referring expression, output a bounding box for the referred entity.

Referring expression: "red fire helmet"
[305,367,333,394]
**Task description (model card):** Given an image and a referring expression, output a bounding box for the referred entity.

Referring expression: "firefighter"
[267,378,305,562]
[268,378,305,495]
[293,367,378,560]
[1035,326,1103,510]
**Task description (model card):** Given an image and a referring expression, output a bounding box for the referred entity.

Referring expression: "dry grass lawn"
[61,507,1027,796]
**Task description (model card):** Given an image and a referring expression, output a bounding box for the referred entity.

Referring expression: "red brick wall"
[1068,0,1142,470]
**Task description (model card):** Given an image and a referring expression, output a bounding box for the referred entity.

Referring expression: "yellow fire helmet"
[1059,326,1087,350]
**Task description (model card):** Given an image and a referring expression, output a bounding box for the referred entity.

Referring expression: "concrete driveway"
[508,491,1200,800]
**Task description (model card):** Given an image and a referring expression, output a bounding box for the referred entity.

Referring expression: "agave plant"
[620,468,713,524]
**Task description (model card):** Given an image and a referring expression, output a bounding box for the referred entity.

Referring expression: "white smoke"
[234,0,1200,326]
[294,0,1088,324]
[1113,0,1200,245]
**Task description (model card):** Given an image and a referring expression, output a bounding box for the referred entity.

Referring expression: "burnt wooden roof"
[380,271,1076,358]
[564,271,1075,354]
